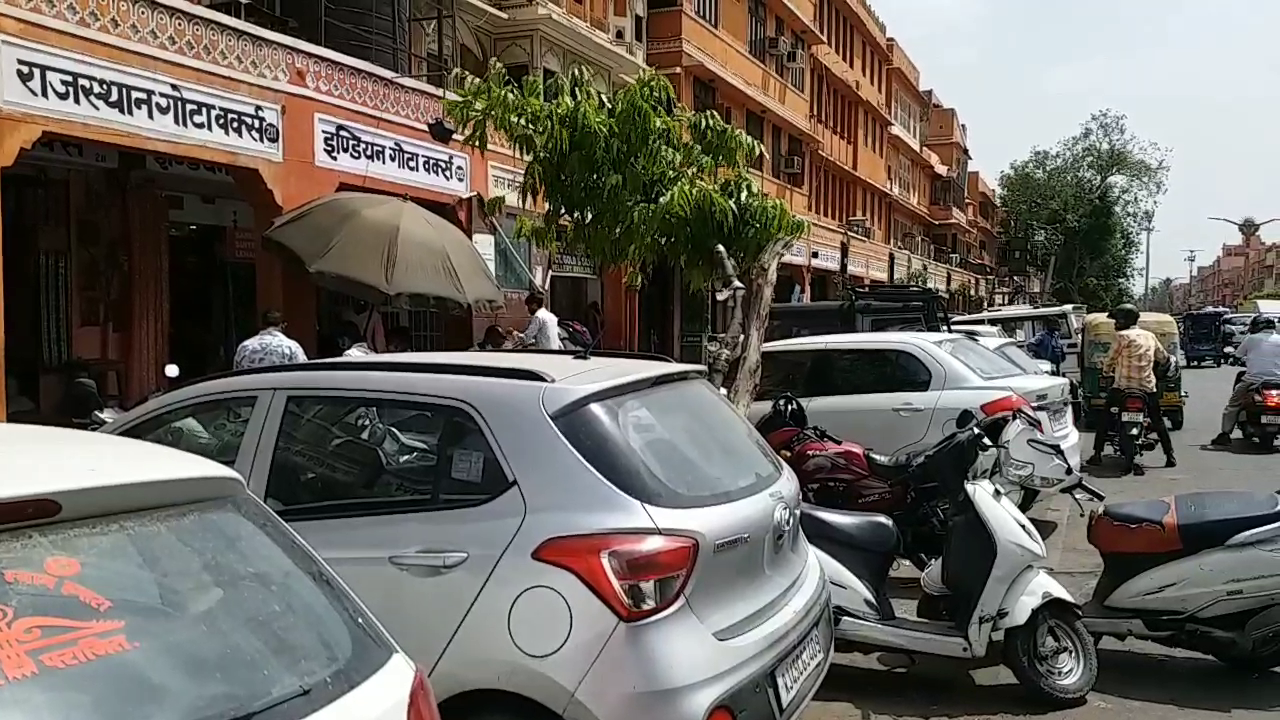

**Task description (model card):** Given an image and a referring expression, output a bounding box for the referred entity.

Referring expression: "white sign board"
[314,114,470,196]
[0,35,283,160]
[488,162,530,210]
[811,248,840,271]
[782,242,807,266]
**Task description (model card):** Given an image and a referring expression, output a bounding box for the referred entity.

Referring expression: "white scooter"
[805,408,1098,707]
[1078,488,1280,671]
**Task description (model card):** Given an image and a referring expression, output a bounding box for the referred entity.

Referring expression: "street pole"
[1182,249,1203,311]
[1143,224,1154,310]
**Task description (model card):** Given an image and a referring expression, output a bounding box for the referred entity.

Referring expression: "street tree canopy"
[998,110,1170,308]
[445,62,808,409]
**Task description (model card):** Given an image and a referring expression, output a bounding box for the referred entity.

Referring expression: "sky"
[874,0,1280,291]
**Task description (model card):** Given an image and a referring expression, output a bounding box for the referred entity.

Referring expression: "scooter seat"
[800,505,901,555]
[865,451,917,481]
[1089,491,1280,556]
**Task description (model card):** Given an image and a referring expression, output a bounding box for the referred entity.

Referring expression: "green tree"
[998,110,1170,308]
[445,62,807,409]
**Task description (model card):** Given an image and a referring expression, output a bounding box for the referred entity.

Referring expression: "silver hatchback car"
[101,351,833,720]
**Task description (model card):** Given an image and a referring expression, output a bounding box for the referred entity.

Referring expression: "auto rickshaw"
[1081,312,1186,431]
[1181,308,1228,367]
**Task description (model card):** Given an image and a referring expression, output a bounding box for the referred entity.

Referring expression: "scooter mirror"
[956,409,977,429]
[163,363,180,379]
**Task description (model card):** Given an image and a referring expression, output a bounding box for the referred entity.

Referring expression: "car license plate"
[1163,392,1179,401]
[1049,408,1069,432]
[774,626,826,710]
[1121,412,1145,422]
[1262,415,1280,425]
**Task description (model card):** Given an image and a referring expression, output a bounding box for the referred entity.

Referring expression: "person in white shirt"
[233,310,308,370]
[1213,315,1280,445]
[509,291,562,350]
[338,320,375,357]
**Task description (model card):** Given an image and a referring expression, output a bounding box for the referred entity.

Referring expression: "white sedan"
[0,425,439,720]
[752,332,1081,505]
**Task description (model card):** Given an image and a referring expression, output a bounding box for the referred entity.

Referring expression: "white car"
[752,332,1081,505]
[951,325,1011,340]
[0,424,438,720]
[973,336,1054,375]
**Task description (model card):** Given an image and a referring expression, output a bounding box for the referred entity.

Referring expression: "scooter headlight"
[999,450,1036,482]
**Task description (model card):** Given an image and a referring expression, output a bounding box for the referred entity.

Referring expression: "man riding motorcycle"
[1085,303,1176,474]
[1211,314,1280,446]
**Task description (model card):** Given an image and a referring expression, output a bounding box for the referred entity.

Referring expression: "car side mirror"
[956,409,977,429]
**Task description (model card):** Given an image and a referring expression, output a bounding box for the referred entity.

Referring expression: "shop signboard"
[848,256,868,275]
[811,248,840,271]
[782,241,808,266]
[550,252,596,278]
[229,227,257,262]
[868,260,889,281]
[0,36,283,161]
[147,154,234,182]
[487,163,531,210]
[23,138,117,168]
[314,114,469,196]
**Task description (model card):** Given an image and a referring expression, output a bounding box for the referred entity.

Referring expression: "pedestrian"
[1028,319,1067,373]
[508,290,562,350]
[1084,303,1175,474]
[474,324,508,350]
[233,310,308,370]
[338,320,375,357]
[385,325,413,353]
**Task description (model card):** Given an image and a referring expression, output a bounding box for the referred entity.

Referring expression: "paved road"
[803,365,1280,720]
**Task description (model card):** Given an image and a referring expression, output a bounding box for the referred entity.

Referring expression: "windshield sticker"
[0,556,138,684]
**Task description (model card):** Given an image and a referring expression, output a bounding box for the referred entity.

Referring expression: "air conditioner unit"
[783,48,805,69]
[766,36,790,56]
[781,156,803,174]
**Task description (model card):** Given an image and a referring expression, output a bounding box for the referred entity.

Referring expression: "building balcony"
[849,0,889,51]
[930,204,969,226]
[888,123,929,163]
[487,0,648,78]
[647,9,813,139]
[812,47,890,123]
[888,184,930,222]
[751,170,810,212]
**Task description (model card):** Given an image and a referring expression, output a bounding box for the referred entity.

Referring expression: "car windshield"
[0,496,391,720]
[996,344,1046,374]
[555,378,784,509]
[934,338,1023,380]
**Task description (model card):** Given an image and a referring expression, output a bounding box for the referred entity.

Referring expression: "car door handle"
[388,551,469,570]
[891,404,926,413]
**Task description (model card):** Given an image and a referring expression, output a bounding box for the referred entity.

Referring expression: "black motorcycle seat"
[800,505,901,555]
[1090,491,1280,556]
[865,451,917,481]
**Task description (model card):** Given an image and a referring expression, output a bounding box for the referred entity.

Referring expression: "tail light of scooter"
[533,534,698,622]
[1262,389,1280,408]
[1123,396,1146,412]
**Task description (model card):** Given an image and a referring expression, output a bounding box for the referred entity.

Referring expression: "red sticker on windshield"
[0,557,138,684]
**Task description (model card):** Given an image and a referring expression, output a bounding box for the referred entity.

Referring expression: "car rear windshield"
[555,378,785,509]
[1,495,393,720]
[997,345,1046,374]
[934,338,1023,380]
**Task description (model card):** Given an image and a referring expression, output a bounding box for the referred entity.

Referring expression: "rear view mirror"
[956,409,977,429]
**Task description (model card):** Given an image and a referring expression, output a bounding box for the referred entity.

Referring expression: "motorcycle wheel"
[1004,605,1098,707]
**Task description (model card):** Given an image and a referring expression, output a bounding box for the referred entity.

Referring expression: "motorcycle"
[1081,488,1280,671]
[755,394,1071,570]
[1230,369,1280,449]
[805,409,1098,706]
[1107,388,1155,468]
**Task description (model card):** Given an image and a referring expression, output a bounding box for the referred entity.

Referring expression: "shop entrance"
[167,223,256,379]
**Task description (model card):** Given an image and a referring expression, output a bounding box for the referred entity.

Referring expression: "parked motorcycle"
[1080,488,1280,671]
[1229,369,1280,449]
[754,394,1069,569]
[805,409,1097,706]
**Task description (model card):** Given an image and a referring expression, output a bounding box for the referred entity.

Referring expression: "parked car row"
[74,350,832,720]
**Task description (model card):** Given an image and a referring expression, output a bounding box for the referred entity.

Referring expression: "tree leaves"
[997,109,1170,308]
[445,61,808,287]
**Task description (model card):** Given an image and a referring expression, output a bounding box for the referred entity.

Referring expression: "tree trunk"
[728,252,782,413]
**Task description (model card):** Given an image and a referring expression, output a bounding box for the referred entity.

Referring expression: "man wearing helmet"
[1211,314,1280,446]
[1085,303,1175,474]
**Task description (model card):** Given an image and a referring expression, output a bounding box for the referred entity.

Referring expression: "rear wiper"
[218,685,310,720]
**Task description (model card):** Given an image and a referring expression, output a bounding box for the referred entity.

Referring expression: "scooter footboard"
[992,567,1077,633]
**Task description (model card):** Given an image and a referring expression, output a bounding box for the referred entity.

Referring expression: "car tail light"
[408,667,440,720]
[533,533,698,622]
[1262,389,1280,408]
[0,499,62,527]
[1123,396,1145,412]
[979,394,1042,431]
[708,708,736,720]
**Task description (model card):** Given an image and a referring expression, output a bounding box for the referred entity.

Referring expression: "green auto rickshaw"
[1081,312,1186,431]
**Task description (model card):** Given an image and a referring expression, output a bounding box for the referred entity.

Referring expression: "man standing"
[234,310,308,370]
[1028,319,1067,374]
[509,291,562,350]
[1211,315,1280,446]
[1085,303,1175,474]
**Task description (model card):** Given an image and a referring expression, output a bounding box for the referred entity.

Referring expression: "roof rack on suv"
[494,348,677,363]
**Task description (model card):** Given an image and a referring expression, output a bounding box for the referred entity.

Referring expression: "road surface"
[803,364,1280,720]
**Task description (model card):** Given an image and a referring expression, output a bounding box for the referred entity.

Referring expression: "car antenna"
[574,326,604,360]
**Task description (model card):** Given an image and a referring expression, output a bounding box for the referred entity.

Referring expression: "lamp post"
[1182,249,1203,310]
[1141,211,1156,310]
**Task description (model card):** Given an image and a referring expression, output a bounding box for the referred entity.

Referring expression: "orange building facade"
[0,0,490,417]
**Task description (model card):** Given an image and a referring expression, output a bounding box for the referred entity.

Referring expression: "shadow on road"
[1197,439,1278,455]
[815,646,1280,717]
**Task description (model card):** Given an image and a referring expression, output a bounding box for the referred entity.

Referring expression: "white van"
[950,304,1089,382]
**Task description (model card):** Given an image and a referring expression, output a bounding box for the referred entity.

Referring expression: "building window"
[496,213,532,290]
[694,0,719,27]
[770,124,784,179]
[747,0,767,62]
[789,33,806,92]
[785,134,804,188]
[773,17,786,77]
[692,77,717,112]
[746,110,765,171]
